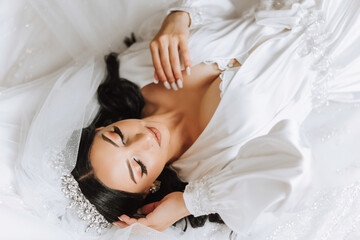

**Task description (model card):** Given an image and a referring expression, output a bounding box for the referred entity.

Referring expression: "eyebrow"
[127,160,137,184]
[101,133,136,184]
[101,134,119,147]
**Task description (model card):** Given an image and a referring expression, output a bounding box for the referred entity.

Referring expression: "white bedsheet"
[1,0,360,239]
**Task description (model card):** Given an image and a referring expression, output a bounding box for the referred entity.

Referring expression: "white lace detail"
[257,0,332,108]
[260,0,301,10]
[202,59,240,98]
[184,175,217,217]
[167,0,207,29]
[294,3,333,108]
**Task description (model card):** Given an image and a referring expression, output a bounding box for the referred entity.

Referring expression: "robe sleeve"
[183,120,311,233]
[167,0,236,29]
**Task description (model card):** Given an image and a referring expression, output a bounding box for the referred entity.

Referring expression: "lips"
[147,127,161,147]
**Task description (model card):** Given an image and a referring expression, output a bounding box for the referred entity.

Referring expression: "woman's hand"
[115,192,190,231]
[150,11,192,91]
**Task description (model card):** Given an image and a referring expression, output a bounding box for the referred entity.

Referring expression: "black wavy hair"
[71,37,225,230]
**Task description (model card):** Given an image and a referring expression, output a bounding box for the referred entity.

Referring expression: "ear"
[95,126,104,132]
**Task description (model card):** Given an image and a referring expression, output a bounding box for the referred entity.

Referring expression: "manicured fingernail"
[171,82,178,91]
[153,79,159,84]
[186,66,191,76]
[118,216,124,222]
[176,79,183,89]
[163,81,171,90]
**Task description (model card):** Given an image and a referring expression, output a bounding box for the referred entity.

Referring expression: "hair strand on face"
[78,170,94,181]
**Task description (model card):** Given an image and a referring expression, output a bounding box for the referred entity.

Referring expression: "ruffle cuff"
[167,0,204,29]
[183,175,218,217]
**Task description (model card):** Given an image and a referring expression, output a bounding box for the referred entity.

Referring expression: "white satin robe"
[118,0,360,234]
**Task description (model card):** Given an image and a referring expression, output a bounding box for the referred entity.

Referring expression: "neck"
[142,104,192,164]
[163,111,193,164]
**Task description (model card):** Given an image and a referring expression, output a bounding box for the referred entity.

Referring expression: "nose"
[129,132,154,150]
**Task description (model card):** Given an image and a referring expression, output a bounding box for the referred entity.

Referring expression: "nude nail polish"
[186,66,191,76]
[171,82,178,91]
[176,79,183,89]
[163,81,171,90]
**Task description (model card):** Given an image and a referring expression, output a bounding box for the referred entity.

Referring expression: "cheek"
[147,155,166,178]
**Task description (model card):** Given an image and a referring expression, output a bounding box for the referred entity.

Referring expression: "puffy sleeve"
[167,0,236,29]
[183,120,311,233]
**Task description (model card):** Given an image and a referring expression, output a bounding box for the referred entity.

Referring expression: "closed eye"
[113,126,125,145]
[134,157,147,177]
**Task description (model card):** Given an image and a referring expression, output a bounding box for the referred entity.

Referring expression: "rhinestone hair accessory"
[61,173,111,233]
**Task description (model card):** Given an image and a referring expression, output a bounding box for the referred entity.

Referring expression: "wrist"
[179,192,191,216]
[169,11,191,27]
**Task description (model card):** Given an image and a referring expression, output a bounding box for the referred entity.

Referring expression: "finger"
[150,43,167,84]
[159,44,176,85]
[128,218,138,225]
[137,215,165,232]
[141,201,161,215]
[120,215,137,225]
[179,39,191,75]
[137,217,150,226]
[114,221,129,228]
[153,72,159,84]
[138,203,160,226]
[169,43,183,88]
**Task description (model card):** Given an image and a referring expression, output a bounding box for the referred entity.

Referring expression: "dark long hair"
[71,44,224,229]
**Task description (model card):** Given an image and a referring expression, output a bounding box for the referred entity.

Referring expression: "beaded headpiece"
[61,174,112,233]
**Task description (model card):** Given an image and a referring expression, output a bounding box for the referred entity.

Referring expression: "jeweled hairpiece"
[61,174,112,233]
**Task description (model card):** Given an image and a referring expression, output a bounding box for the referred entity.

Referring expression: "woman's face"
[89,119,171,194]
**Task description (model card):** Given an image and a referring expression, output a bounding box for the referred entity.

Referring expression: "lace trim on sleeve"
[167,0,204,29]
[259,0,301,10]
[183,175,217,217]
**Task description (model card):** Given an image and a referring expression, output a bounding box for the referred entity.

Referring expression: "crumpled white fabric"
[0,0,182,239]
[1,0,360,239]
[183,120,312,233]
[122,0,360,238]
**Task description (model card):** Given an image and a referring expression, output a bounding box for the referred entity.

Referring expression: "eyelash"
[134,157,148,176]
[112,126,148,177]
[113,126,125,145]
